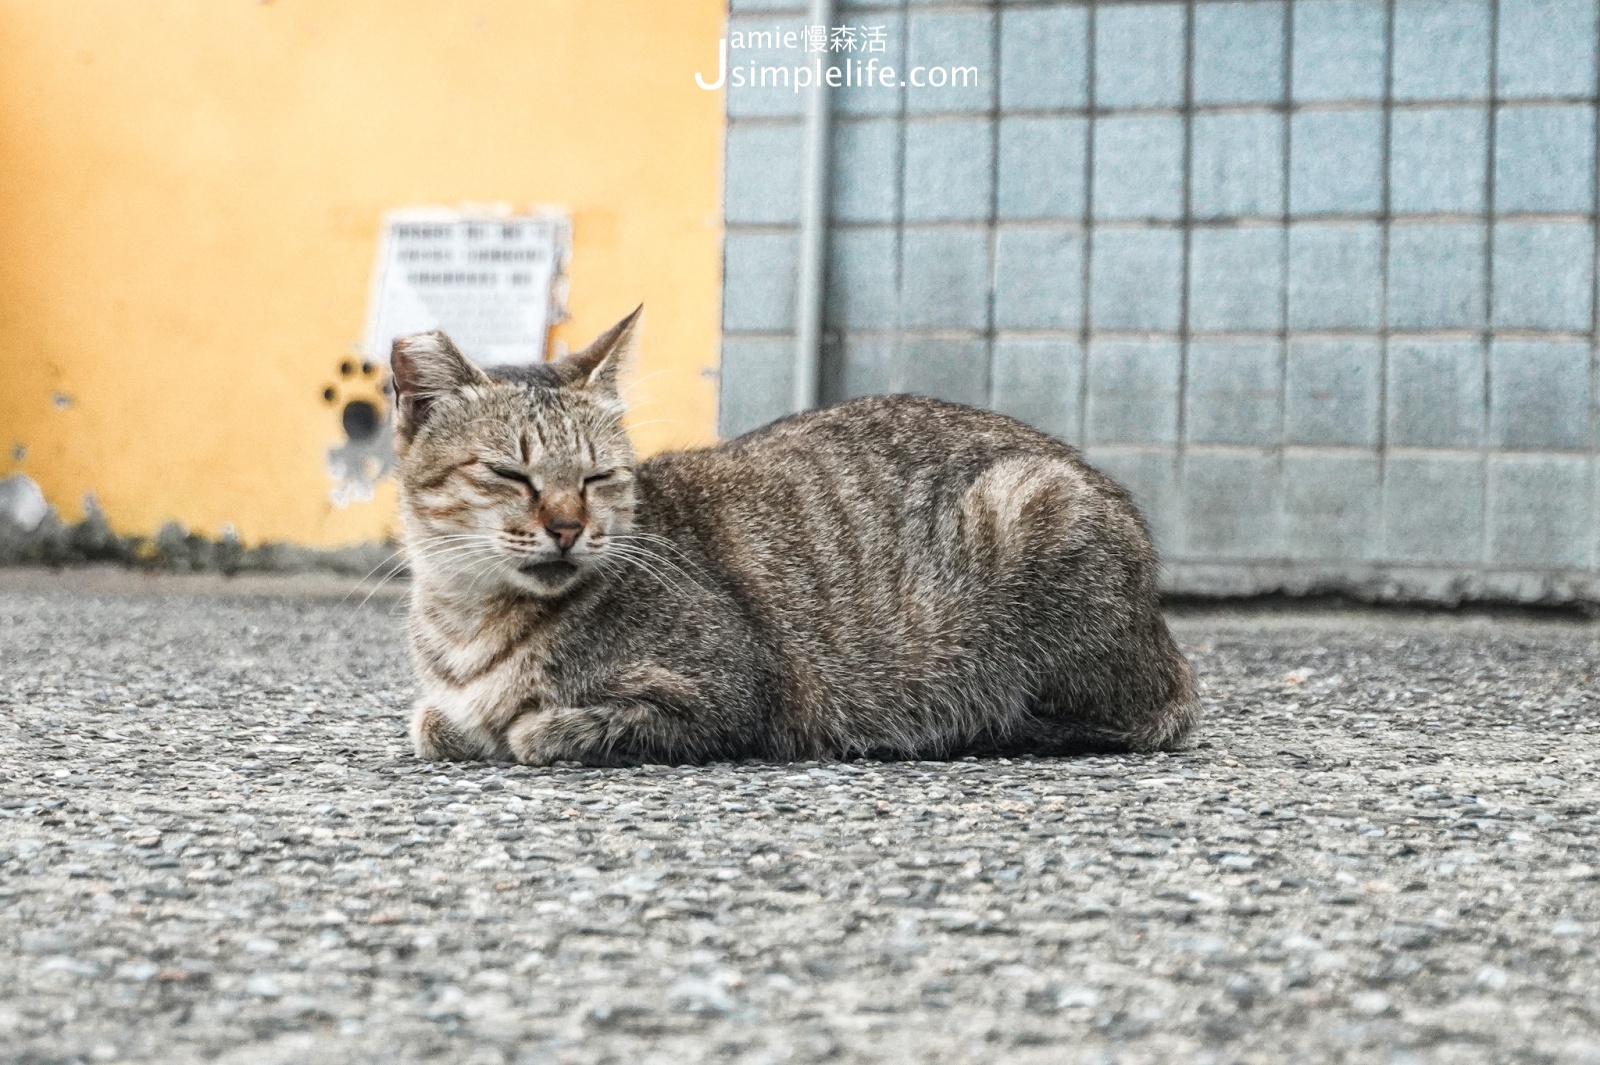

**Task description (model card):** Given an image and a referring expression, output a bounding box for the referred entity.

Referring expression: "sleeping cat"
[391,308,1198,766]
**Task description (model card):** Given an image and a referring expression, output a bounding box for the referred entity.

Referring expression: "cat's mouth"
[517,559,580,583]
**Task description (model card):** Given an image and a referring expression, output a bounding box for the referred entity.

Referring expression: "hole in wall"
[341,400,381,442]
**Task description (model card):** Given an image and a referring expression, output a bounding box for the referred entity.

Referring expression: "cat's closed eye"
[583,470,616,486]
[488,466,538,495]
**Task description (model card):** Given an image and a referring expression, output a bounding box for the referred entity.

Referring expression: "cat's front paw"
[411,705,478,761]
[506,707,609,766]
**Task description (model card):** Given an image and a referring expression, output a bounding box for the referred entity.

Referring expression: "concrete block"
[1188,226,1285,332]
[825,227,899,330]
[998,116,1088,220]
[1000,6,1089,110]
[1287,222,1383,330]
[1496,0,1600,99]
[1494,104,1597,214]
[1085,340,1181,446]
[1488,455,1592,569]
[1193,1,1286,105]
[719,338,795,438]
[726,15,811,119]
[900,226,990,330]
[1284,452,1381,562]
[1386,339,1486,448]
[834,12,907,117]
[1386,223,1488,330]
[1284,339,1382,447]
[1092,114,1185,222]
[1089,227,1184,331]
[899,337,989,407]
[1382,454,1485,565]
[725,123,804,225]
[1191,112,1286,220]
[830,118,901,224]
[1290,109,1385,215]
[903,118,994,222]
[991,338,1083,442]
[1389,106,1490,214]
[1084,447,1182,553]
[832,336,897,401]
[1180,450,1285,560]
[723,231,798,332]
[1392,0,1492,101]
[1489,340,1593,449]
[907,10,994,113]
[994,227,1085,330]
[1184,340,1283,446]
[1492,222,1596,331]
[1292,0,1388,103]
[1094,3,1186,109]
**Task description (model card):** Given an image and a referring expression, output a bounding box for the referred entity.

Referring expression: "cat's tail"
[1018,658,1201,756]
[1120,688,1200,752]
[968,710,1192,758]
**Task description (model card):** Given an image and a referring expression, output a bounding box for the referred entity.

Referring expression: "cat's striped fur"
[392,308,1198,766]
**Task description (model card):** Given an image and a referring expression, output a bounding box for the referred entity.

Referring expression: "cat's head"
[389,307,642,599]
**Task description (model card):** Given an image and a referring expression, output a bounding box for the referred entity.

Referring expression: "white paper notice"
[365,209,568,368]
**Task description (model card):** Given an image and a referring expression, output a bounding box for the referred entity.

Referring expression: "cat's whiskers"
[595,542,705,599]
[461,554,512,600]
[607,534,716,592]
[425,540,506,568]
[406,535,501,570]
[350,558,410,614]
[341,546,409,608]
[610,531,705,572]
[403,536,505,589]
[592,545,686,596]
[602,530,694,568]
[352,532,497,613]
[342,538,492,626]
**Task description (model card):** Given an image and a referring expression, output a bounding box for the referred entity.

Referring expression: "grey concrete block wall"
[719,0,1600,605]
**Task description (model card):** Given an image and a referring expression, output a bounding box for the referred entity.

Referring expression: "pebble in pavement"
[0,571,1598,1063]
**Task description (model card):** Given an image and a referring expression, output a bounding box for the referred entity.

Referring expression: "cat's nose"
[546,517,584,552]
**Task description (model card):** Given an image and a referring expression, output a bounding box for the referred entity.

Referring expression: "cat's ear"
[553,305,642,397]
[389,330,490,439]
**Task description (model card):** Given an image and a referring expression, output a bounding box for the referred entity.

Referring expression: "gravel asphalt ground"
[1,568,1598,1064]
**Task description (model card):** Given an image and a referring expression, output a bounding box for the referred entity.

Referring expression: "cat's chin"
[509,558,585,596]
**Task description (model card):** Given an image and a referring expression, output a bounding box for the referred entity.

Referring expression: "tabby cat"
[391,308,1198,766]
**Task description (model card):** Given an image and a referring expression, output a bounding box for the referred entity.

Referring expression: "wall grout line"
[1376,0,1396,560]
[815,326,1597,341]
[1591,0,1600,571]
[1172,0,1196,558]
[807,209,1595,233]
[844,95,1600,124]
[1481,0,1501,568]
[1275,0,1294,559]
[1078,3,1097,452]
[982,7,1001,412]
[889,0,909,397]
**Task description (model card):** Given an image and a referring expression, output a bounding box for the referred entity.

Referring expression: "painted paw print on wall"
[323,356,395,507]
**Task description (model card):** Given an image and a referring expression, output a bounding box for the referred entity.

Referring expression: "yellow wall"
[0,0,726,547]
